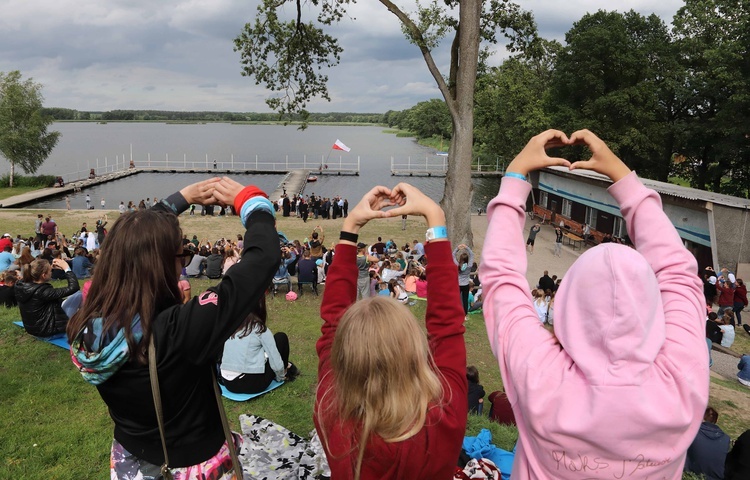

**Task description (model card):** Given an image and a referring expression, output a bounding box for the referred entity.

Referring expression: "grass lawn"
[1,209,749,479]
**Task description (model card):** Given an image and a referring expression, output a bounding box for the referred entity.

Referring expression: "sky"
[0,0,686,114]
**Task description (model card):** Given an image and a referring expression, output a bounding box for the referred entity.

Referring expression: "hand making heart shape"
[340,182,447,238]
[506,129,631,184]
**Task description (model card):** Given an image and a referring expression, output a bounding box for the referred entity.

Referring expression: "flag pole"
[322,147,334,172]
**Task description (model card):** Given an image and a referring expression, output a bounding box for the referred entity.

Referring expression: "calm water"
[24,123,500,210]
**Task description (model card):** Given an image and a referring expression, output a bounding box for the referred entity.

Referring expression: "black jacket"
[684,421,730,480]
[15,271,79,336]
[91,195,279,468]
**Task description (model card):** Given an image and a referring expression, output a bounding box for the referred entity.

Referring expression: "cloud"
[0,0,685,113]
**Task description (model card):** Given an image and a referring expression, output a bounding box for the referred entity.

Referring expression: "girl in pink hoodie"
[480,130,709,479]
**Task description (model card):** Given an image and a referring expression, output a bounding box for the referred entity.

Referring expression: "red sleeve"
[423,241,468,421]
[316,243,358,385]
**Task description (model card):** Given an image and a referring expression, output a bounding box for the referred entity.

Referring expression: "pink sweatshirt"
[479,172,708,479]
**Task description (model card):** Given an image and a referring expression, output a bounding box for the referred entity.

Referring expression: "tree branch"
[378,0,458,119]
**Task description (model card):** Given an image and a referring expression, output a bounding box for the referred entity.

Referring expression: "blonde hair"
[318,296,443,479]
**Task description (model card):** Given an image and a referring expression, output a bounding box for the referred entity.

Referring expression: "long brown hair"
[67,210,183,365]
[232,296,268,338]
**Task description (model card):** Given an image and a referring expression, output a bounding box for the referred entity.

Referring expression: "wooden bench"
[532,205,552,224]
[556,215,603,246]
[562,232,583,250]
[711,342,742,359]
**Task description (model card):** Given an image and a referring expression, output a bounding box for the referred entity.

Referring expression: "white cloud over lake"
[0,0,685,113]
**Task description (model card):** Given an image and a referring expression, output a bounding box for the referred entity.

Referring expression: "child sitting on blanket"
[480,130,708,479]
[315,184,466,480]
[220,296,298,394]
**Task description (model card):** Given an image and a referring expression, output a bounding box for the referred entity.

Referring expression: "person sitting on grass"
[16,258,81,337]
[0,270,19,308]
[220,297,298,395]
[725,429,750,479]
[720,311,736,348]
[467,365,485,415]
[684,407,730,479]
[480,130,708,479]
[205,247,224,279]
[315,184,467,480]
[738,354,750,388]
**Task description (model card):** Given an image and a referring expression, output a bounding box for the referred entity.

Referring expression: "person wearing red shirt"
[0,234,12,252]
[315,184,467,480]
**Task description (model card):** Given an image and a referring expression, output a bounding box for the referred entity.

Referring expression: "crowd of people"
[4,130,750,479]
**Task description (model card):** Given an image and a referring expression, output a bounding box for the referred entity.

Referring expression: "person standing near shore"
[100,197,105,209]
[65,197,71,210]
[85,194,91,210]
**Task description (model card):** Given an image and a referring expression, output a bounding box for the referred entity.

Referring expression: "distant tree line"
[41,108,385,124]
[387,2,750,198]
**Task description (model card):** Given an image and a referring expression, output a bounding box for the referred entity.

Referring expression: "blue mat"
[13,321,70,350]
[219,380,284,401]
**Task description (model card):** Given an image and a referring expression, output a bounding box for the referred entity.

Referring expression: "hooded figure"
[480,171,708,479]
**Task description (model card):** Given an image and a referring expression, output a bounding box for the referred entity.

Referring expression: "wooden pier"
[0,167,334,208]
[0,170,139,208]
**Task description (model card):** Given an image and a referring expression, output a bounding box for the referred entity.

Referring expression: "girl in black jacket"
[67,177,279,479]
[15,257,80,336]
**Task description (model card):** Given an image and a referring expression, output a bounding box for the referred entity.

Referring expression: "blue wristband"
[504,172,527,181]
[425,226,448,242]
[239,196,275,228]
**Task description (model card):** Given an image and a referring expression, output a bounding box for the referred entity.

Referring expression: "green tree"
[234,0,537,246]
[474,41,560,164]
[0,71,60,188]
[400,99,452,139]
[547,10,679,181]
[671,0,750,195]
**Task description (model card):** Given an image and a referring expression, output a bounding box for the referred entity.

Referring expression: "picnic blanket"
[462,429,515,480]
[12,321,70,350]
[238,414,330,479]
[220,381,284,401]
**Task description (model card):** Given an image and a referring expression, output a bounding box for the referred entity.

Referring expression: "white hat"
[708,276,717,285]
[2,233,10,237]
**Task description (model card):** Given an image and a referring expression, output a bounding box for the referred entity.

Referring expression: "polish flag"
[332,139,351,152]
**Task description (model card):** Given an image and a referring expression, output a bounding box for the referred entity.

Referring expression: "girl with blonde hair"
[532,288,548,324]
[315,184,466,479]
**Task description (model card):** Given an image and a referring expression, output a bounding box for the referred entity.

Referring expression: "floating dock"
[0,170,139,208]
[0,167,323,208]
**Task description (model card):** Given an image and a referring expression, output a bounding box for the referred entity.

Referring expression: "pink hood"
[480,172,709,479]
[554,243,665,386]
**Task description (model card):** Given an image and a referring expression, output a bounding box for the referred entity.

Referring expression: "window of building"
[585,206,598,228]
[613,216,626,238]
[539,191,548,208]
[562,199,572,217]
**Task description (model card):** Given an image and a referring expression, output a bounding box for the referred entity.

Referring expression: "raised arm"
[569,130,707,371]
[317,187,394,381]
[479,131,572,403]
[168,179,280,365]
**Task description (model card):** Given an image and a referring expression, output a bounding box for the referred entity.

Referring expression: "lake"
[22,123,501,210]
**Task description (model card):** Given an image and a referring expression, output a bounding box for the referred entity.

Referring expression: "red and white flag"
[332,139,351,152]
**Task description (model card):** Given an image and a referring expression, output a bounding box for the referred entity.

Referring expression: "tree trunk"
[440,0,481,248]
[9,161,14,188]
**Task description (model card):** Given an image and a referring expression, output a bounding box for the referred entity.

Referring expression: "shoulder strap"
[149,336,242,480]
[148,335,174,480]
[212,368,243,479]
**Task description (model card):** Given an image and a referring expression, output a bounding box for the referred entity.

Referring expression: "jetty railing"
[58,154,361,184]
[390,156,507,176]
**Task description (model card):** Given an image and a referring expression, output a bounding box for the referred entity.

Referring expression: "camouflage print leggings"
[110,433,243,480]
